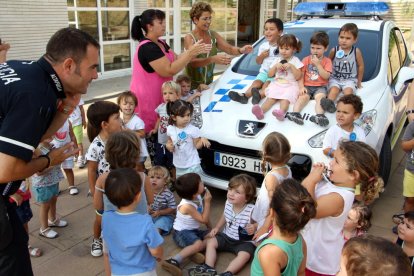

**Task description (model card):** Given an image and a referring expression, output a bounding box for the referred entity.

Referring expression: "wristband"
[406,109,414,115]
[39,154,51,172]
[327,149,334,158]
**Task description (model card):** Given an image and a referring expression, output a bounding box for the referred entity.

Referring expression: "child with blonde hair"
[252,132,292,241]
[148,166,176,235]
[342,203,372,241]
[302,141,383,275]
[251,178,316,275]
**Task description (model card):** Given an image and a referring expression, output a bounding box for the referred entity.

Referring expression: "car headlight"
[355,109,377,136]
[308,129,327,148]
[191,97,203,129]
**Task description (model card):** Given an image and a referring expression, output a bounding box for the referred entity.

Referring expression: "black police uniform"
[0,56,65,276]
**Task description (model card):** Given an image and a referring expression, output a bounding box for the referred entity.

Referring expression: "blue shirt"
[102,210,163,274]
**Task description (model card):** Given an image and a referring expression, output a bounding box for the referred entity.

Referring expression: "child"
[338,235,411,276]
[69,97,87,168]
[322,23,365,113]
[288,31,333,126]
[176,74,208,103]
[401,120,414,212]
[166,100,210,178]
[31,144,67,239]
[252,34,303,121]
[189,174,257,276]
[86,101,122,257]
[229,18,284,105]
[94,130,153,275]
[395,211,414,275]
[252,132,292,241]
[302,140,384,275]
[102,168,163,276]
[9,180,42,257]
[117,91,149,172]
[342,203,372,241]
[161,173,212,276]
[148,166,176,235]
[52,119,78,195]
[322,94,366,158]
[251,178,316,275]
[150,81,181,179]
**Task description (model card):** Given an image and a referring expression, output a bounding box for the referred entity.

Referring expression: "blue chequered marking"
[215,88,229,95]
[219,95,231,102]
[228,79,241,84]
[204,101,218,112]
[232,84,247,90]
[244,75,256,80]
[212,110,222,112]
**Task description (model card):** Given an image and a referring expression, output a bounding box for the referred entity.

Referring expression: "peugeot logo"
[237,120,266,138]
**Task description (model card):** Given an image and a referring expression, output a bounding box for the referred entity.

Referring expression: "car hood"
[199,68,384,153]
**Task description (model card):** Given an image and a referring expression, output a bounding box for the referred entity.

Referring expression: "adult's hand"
[187,39,211,58]
[0,42,10,63]
[239,44,253,54]
[48,142,79,167]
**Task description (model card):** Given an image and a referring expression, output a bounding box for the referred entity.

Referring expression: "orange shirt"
[301,55,332,87]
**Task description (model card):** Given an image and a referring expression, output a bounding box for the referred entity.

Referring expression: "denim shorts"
[173,229,208,248]
[153,215,174,236]
[154,143,174,169]
[15,200,33,225]
[33,183,59,203]
[175,164,202,179]
[305,85,327,98]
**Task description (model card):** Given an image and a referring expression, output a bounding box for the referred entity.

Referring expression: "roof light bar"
[294,2,389,17]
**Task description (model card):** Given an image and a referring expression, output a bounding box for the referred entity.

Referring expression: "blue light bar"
[294,2,389,17]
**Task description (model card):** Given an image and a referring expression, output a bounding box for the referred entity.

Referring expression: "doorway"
[237,0,261,46]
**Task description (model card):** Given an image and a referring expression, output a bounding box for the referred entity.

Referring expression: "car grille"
[200,140,312,187]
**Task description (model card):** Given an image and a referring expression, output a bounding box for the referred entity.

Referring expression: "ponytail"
[131,9,166,41]
[131,15,144,41]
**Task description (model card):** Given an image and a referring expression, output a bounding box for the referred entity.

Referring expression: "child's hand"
[357,81,363,88]
[261,49,270,58]
[204,189,212,202]
[282,63,294,71]
[200,138,211,148]
[308,162,325,183]
[245,223,256,235]
[194,91,202,98]
[9,193,23,206]
[299,87,307,96]
[151,210,160,218]
[197,84,209,91]
[208,227,219,238]
[166,140,174,152]
[311,54,321,66]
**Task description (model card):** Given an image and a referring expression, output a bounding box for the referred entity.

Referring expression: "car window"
[388,30,401,82]
[394,29,407,65]
[233,27,380,82]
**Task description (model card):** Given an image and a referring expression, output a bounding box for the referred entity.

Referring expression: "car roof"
[285,18,389,31]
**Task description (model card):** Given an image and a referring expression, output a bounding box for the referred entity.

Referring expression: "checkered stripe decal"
[203,75,255,112]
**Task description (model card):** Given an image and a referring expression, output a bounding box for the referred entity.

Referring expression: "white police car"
[196,2,414,190]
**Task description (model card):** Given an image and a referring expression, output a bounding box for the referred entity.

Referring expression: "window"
[388,30,401,82]
[394,29,408,66]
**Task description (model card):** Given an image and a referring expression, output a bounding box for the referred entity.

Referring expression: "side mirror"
[394,67,414,93]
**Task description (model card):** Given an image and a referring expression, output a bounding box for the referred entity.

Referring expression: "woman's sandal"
[39,227,58,239]
[28,245,42,257]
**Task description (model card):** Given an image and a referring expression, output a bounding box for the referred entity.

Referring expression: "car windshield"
[233,27,380,82]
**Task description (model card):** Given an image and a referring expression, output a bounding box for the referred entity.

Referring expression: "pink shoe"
[252,105,264,120]
[272,109,286,121]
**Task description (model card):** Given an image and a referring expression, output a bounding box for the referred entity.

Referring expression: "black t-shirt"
[137,39,170,73]
[0,57,65,195]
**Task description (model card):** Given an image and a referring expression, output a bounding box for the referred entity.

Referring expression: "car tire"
[379,135,392,187]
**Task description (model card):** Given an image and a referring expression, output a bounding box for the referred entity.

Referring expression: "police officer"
[0,28,99,276]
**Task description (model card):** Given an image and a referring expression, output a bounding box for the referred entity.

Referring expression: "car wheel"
[379,135,392,186]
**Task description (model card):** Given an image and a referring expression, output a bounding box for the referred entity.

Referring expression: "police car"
[195,2,414,190]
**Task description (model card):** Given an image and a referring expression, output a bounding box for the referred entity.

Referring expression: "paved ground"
[28,75,406,276]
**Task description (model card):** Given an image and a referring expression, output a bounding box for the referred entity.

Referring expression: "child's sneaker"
[188,263,217,276]
[77,156,86,168]
[286,112,304,125]
[91,238,103,257]
[48,218,68,227]
[320,98,336,113]
[272,109,286,121]
[251,88,262,105]
[252,105,264,120]
[161,258,181,276]
[310,114,330,127]
[219,272,234,276]
[228,91,248,104]
[39,227,58,239]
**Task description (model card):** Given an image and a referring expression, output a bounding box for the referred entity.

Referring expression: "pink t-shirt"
[301,55,332,87]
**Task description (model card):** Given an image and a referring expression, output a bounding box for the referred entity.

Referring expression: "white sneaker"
[48,218,68,227]
[77,157,86,168]
[68,186,79,195]
[91,238,103,257]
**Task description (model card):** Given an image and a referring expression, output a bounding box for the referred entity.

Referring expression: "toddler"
[229,18,284,105]
[252,34,303,121]
[395,211,414,275]
[69,97,87,168]
[322,23,365,113]
[323,94,365,158]
[117,91,149,172]
[288,31,332,126]
[161,173,212,276]
[148,166,176,235]
[251,178,316,275]
[401,120,414,212]
[102,168,163,276]
[190,174,257,276]
[166,100,210,178]
[342,203,372,241]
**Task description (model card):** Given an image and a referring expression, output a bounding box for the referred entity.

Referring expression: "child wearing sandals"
[338,235,411,276]
[102,168,163,276]
[252,132,292,241]
[394,211,414,275]
[161,173,212,276]
[9,180,42,257]
[189,174,257,276]
[31,144,67,239]
[342,203,372,241]
[148,166,176,235]
[229,18,284,105]
[302,141,383,275]
[251,178,316,275]
[252,34,303,121]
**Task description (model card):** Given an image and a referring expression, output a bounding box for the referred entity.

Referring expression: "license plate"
[214,152,265,174]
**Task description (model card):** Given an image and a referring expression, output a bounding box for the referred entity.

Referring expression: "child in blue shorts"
[161,173,212,275]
